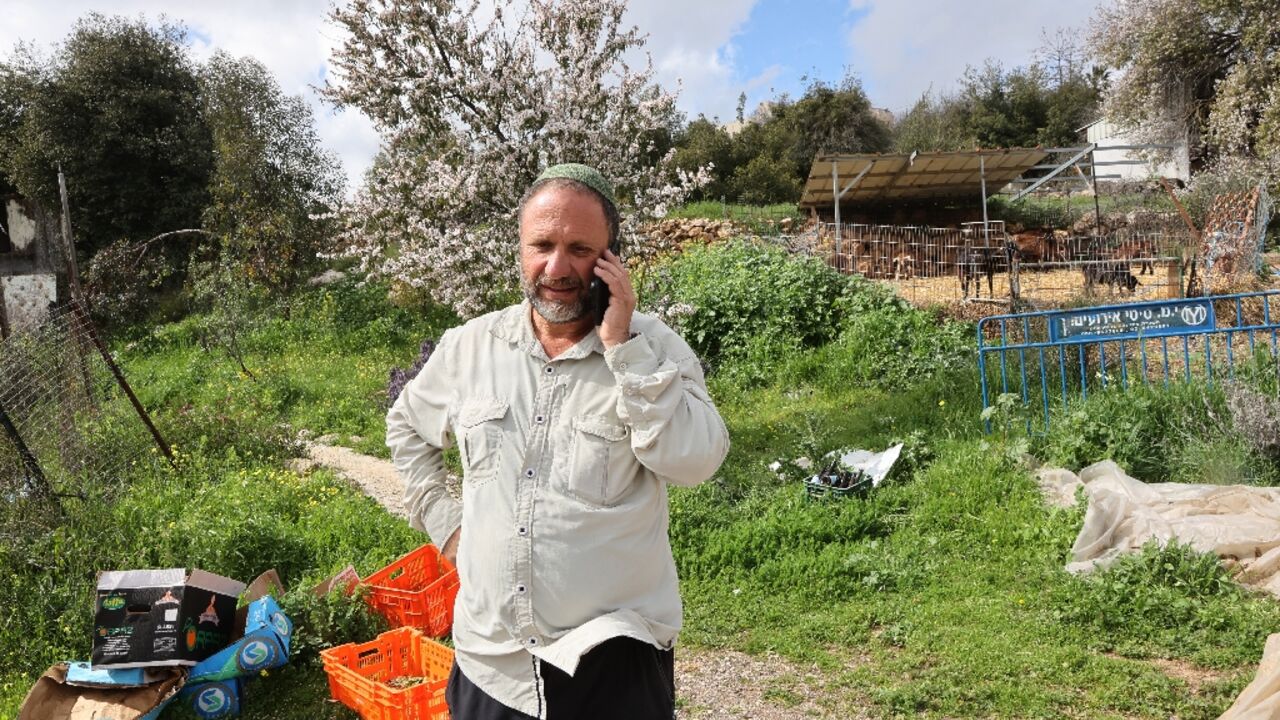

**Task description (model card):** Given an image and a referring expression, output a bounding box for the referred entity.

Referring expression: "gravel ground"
[300,442,853,719]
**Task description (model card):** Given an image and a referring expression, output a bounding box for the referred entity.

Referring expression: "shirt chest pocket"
[562,414,636,507]
[457,399,508,487]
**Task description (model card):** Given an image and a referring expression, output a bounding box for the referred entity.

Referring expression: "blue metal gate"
[978,290,1280,433]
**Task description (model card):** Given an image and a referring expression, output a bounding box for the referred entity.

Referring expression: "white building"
[0,196,59,336]
[1081,118,1190,182]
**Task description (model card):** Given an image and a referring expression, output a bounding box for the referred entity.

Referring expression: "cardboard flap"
[186,569,247,598]
[17,662,186,720]
[97,569,185,592]
[64,662,173,689]
[241,569,285,605]
[235,569,285,637]
[310,565,360,597]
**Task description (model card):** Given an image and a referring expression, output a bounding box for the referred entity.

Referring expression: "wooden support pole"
[68,298,176,470]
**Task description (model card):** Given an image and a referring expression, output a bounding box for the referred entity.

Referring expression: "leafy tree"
[672,116,737,201]
[1091,0,1280,166]
[783,75,892,175]
[727,119,801,204]
[892,90,974,153]
[893,59,1101,153]
[198,51,344,299]
[323,0,705,317]
[671,73,891,204]
[0,14,212,259]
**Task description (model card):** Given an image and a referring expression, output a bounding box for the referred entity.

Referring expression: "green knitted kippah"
[535,163,616,209]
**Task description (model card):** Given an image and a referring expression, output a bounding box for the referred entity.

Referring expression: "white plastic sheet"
[1041,460,1280,719]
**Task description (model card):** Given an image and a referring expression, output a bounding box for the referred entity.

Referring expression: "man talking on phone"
[387,163,730,719]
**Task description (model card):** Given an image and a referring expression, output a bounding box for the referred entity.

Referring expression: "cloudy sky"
[5,0,1106,191]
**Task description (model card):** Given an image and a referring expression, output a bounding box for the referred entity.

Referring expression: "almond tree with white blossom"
[324,0,708,316]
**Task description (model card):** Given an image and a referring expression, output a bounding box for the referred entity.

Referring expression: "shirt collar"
[490,301,605,359]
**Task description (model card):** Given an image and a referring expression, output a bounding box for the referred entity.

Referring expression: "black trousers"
[445,636,675,720]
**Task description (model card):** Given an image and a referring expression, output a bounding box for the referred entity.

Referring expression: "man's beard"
[522,272,587,324]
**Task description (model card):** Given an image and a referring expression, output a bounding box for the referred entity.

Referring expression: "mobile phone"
[590,239,621,326]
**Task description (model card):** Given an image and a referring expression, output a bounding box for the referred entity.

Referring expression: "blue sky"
[7,0,1107,190]
[712,0,871,120]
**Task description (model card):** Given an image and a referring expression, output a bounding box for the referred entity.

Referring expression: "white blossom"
[323,0,707,316]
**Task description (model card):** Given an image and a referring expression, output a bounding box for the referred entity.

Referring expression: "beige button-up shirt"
[386,301,729,717]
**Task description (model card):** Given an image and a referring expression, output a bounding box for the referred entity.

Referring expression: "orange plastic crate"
[364,543,460,637]
[321,627,453,720]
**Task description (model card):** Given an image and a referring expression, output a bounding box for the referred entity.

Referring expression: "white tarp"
[1219,632,1280,720]
[1043,460,1280,594]
[1039,460,1280,719]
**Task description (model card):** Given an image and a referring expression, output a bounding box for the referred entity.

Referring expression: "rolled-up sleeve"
[603,332,729,486]
[386,330,462,546]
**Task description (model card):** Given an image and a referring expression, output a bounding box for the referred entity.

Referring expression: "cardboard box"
[92,568,246,669]
[178,678,243,719]
[16,661,186,720]
[189,595,293,683]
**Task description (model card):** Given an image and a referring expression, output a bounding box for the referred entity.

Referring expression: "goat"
[1083,259,1141,294]
[958,245,1003,299]
[891,252,916,280]
[1009,230,1067,268]
[1115,238,1157,275]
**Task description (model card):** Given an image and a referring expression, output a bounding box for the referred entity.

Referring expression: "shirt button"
[619,362,628,371]
[516,584,526,593]
[534,415,545,424]
[543,365,554,375]
[524,468,535,478]
[517,526,528,536]
[526,637,538,647]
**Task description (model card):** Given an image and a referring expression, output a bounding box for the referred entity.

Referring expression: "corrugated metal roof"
[799,148,1048,207]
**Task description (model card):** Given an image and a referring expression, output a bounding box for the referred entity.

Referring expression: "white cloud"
[846,0,1106,113]
[623,0,758,123]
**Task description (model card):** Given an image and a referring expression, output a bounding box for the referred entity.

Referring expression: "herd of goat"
[829,226,1165,299]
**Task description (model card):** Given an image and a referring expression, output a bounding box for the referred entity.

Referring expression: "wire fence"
[798,185,1273,312]
[0,303,158,549]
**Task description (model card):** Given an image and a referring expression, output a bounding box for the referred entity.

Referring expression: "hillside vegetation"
[3,240,1280,718]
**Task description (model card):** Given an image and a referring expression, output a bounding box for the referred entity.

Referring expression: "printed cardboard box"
[16,661,186,720]
[92,568,246,669]
[189,595,293,684]
[178,678,243,719]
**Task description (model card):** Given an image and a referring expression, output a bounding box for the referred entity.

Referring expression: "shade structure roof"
[799,148,1049,207]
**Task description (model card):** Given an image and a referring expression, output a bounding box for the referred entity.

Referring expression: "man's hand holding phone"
[594,248,636,349]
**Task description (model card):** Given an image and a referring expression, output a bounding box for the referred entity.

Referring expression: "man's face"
[519,186,610,324]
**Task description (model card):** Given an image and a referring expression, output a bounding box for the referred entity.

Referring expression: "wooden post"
[56,165,86,303]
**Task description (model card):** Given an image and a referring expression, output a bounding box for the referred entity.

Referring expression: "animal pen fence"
[799,147,1275,313]
[0,301,169,550]
[811,184,1272,311]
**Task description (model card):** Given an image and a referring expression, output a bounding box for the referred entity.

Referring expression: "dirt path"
[301,442,850,719]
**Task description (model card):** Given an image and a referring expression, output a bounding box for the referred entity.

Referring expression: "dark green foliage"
[893,60,1103,153]
[1,14,213,259]
[671,117,736,201]
[639,239,892,368]
[1035,383,1225,481]
[671,74,892,204]
[640,239,971,390]
[198,51,344,298]
[280,584,391,667]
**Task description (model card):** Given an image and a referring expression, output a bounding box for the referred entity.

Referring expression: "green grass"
[3,259,1279,718]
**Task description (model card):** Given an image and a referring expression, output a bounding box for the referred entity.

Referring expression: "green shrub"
[1035,382,1227,480]
[784,306,973,392]
[639,239,897,370]
[1050,541,1280,666]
